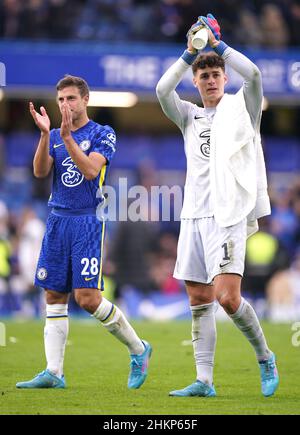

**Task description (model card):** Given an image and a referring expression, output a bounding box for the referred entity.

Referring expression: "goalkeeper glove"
[199,13,221,40]
[186,17,205,40]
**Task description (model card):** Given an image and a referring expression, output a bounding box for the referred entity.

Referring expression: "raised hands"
[29,102,50,134]
[187,14,221,50]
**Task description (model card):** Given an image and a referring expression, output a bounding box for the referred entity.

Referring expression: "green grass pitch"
[0,319,299,415]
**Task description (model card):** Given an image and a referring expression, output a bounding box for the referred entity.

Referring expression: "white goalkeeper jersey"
[156,46,262,219]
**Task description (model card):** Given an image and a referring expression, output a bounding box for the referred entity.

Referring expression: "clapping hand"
[29,102,50,134]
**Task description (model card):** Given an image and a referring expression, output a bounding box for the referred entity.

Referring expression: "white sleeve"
[156,58,192,131]
[222,47,263,129]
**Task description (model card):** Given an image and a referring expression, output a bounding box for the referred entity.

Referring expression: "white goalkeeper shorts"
[174,217,247,284]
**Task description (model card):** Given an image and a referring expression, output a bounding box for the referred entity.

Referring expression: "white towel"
[210,88,271,236]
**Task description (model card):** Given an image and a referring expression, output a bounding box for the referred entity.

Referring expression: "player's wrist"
[61,134,72,142]
[187,47,198,55]
[182,49,198,65]
[40,130,50,138]
[210,40,220,48]
[212,41,228,56]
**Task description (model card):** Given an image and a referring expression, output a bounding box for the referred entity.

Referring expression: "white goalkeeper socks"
[44,304,69,378]
[229,298,271,361]
[191,302,217,386]
[93,298,144,355]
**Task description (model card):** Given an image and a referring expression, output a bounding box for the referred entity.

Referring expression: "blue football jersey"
[48,120,116,210]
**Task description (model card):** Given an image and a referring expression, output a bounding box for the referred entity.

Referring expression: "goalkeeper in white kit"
[156,14,279,397]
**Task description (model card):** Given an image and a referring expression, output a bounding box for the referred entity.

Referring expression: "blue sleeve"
[91,125,116,163]
[49,129,56,158]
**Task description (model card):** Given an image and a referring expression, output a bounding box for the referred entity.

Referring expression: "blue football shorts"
[35,209,105,293]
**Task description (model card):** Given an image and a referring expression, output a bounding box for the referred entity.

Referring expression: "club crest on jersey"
[37,267,47,280]
[199,129,210,158]
[79,140,91,151]
[61,156,84,187]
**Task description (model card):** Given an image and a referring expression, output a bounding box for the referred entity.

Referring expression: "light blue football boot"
[128,340,152,389]
[259,352,279,397]
[16,370,66,389]
[169,380,216,397]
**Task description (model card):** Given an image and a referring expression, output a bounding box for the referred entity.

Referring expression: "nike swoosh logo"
[84,277,96,281]
[219,262,230,268]
[194,116,204,119]
[53,143,64,148]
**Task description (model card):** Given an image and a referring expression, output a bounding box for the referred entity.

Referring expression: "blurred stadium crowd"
[1,0,300,47]
[1,1,300,321]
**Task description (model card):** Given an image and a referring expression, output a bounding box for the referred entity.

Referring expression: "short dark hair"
[192,52,225,75]
[56,75,89,97]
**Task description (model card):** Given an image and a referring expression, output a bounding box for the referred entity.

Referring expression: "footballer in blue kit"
[16,75,152,391]
[35,120,115,293]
